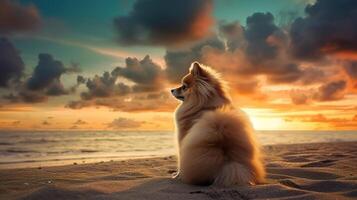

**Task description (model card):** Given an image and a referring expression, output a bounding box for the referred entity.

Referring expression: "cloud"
[164,35,225,83]
[66,100,91,109]
[353,115,357,121]
[290,0,357,60]
[42,120,50,126]
[163,12,327,88]
[80,70,130,100]
[344,61,357,79]
[313,80,347,101]
[0,37,25,87]
[113,0,213,46]
[289,80,348,104]
[66,55,176,111]
[0,0,41,34]
[107,117,142,129]
[12,120,21,125]
[113,55,162,91]
[26,54,67,92]
[67,91,175,112]
[73,119,87,125]
[218,21,245,51]
[290,92,309,105]
[77,75,86,84]
[78,55,163,101]
[3,90,47,103]
[244,12,281,64]
[69,125,78,129]
[285,114,357,129]
[2,52,79,103]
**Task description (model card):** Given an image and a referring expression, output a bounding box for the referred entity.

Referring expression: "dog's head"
[171,62,230,107]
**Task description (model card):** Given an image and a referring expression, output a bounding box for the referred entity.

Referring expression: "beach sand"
[1,142,356,200]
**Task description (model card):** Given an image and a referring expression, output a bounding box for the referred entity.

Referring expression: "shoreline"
[1,141,357,199]
[1,141,355,170]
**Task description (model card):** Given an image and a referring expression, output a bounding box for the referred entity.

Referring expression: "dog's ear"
[190,62,204,77]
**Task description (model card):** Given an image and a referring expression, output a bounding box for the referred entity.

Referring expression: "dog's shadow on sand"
[21,178,253,200]
[21,167,357,200]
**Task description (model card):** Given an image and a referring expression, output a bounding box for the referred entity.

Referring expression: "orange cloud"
[285,114,357,129]
[0,0,41,34]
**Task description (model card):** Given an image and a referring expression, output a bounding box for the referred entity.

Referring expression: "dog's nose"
[171,89,174,93]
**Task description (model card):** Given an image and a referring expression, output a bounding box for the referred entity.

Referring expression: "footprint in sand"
[267,167,341,180]
[301,159,337,167]
[279,179,357,198]
[101,172,150,181]
[282,156,311,162]
[344,189,357,198]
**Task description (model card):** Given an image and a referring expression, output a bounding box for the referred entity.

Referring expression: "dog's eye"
[182,85,187,91]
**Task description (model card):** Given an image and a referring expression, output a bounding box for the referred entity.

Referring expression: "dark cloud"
[163,9,338,100]
[79,55,162,101]
[80,71,130,100]
[146,92,169,100]
[107,117,142,129]
[45,79,67,96]
[66,62,82,73]
[0,0,41,34]
[113,0,213,46]
[42,120,51,126]
[12,120,21,125]
[67,55,170,111]
[66,100,91,110]
[218,21,245,51]
[344,61,357,79]
[290,92,309,105]
[244,12,281,64]
[313,80,347,101]
[0,37,24,87]
[3,90,47,103]
[24,53,70,96]
[298,67,326,85]
[290,0,357,60]
[164,36,225,83]
[285,114,357,129]
[69,125,78,129]
[2,53,79,103]
[259,65,324,85]
[232,79,260,95]
[263,63,303,84]
[77,75,86,84]
[114,55,162,91]
[26,54,66,91]
[66,91,175,112]
[73,119,87,125]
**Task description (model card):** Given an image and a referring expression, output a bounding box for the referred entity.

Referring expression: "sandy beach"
[1,142,356,200]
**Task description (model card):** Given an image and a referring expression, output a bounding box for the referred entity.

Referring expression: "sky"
[0,0,356,131]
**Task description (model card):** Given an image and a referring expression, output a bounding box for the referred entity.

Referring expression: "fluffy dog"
[171,62,265,186]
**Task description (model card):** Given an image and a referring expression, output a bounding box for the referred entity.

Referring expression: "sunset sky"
[0,0,356,131]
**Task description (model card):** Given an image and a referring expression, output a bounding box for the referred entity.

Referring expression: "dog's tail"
[207,110,266,186]
[213,162,253,186]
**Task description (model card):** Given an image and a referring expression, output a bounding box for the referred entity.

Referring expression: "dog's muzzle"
[171,89,184,101]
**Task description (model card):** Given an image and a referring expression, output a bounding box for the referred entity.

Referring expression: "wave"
[80,149,100,153]
[5,149,39,153]
[18,139,60,144]
[0,142,13,145]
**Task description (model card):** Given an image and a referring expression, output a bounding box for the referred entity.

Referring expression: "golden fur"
[171,62,265,186]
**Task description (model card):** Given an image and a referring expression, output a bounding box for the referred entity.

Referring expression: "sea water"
[0,130,356,169]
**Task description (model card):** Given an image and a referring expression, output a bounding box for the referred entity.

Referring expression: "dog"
[171,62,265,186]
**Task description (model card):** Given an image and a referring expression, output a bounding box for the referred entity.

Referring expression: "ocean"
[0,130,356,169]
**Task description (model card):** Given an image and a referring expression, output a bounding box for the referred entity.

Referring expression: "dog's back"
[178,108,265,186]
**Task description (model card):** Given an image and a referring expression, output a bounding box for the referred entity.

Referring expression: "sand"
[0,142,356,200]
